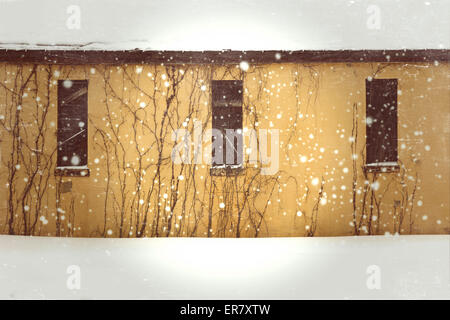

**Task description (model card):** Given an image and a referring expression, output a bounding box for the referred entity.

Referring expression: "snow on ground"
[0,235,448,299]
[0,0,448,51]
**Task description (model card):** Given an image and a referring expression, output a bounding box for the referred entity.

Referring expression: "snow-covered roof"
[0,0,449,51]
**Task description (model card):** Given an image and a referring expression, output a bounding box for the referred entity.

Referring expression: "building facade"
[0,50,448,237]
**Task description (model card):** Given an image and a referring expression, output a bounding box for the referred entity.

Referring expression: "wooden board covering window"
[365,78,398,166]
[211,80,243,171]
[57,80,88,170]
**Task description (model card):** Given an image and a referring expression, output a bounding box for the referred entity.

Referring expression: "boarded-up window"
[365,78,398,165]
[211,80,243,170]
[57,80,88,168]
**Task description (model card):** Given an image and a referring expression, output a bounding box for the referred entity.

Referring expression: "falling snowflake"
[71,155,81,166]
[63,80,73,88]
[39,216,48,225]
[371,181,380,191]
[239,61,249,71]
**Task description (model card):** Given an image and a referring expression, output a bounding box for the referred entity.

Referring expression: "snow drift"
[0,235,448,299]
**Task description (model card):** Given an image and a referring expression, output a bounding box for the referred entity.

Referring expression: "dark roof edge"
[0,49,448,65]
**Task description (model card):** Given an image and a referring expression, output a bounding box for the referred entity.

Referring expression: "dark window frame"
[365,78,399,172]
[210,80,244,176]
[55,79,89,177]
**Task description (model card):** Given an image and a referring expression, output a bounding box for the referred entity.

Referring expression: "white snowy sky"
[0,0,449,50]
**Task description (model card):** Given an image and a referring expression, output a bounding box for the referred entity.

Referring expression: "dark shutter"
[211,80,243,167]
[365,78,398,164]
[57,80,88,167]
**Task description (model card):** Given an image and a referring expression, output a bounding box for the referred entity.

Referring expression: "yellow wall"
[0,62,448,237]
